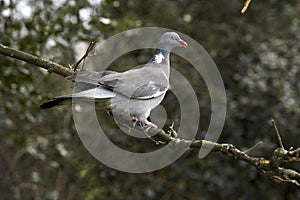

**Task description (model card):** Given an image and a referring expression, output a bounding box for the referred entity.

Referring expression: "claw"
[132,116,139,127]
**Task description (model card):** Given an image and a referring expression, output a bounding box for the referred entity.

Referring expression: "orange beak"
[178,39,188,48]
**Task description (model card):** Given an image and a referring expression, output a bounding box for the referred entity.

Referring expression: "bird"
[40,32,188,131]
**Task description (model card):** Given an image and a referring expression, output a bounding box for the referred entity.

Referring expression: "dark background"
[1,0,300,199]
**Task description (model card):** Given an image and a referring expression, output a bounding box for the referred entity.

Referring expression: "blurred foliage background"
[1,0,300,199]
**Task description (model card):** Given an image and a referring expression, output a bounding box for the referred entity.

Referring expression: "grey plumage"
[40,32,187,130]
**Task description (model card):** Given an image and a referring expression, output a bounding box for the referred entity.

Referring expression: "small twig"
[168,122,177,138]
[243,141,263,154]
[271,118,284,149]
[273,176,300,186]
[241,0,252,14]
[72,38,99,71]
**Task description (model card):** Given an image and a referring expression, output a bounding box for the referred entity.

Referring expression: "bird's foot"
[131,117,158,132]
[144,122,158,132]
[132,117,141,127]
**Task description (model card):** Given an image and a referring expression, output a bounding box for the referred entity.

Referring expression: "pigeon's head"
[157,32,188,51]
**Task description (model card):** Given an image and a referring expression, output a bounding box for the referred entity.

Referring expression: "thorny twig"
[72,38,100,71]
[1,44,299,187]
[141,118,300,187]
[272,117,284,149]
[243,141,263,154]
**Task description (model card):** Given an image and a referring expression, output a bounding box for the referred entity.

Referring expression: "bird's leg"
[131,117,160,143]
[132,116,157,132]
[142,122,165,144]
[144,122,158,132]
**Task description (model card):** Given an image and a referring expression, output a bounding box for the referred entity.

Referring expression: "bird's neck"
[150,49,170,66]
[148,49,170,79]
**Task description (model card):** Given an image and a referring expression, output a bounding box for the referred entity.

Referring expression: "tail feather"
[40,87,115,109]
[40,97,71,109]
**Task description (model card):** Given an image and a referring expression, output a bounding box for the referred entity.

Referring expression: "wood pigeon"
[40,32,188,131]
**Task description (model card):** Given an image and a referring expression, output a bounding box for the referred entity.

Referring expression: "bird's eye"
[170,36,174,39]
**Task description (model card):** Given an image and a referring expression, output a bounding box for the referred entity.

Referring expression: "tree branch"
[1,43,299,187]
[156,129,300,186]
[117,112,300,187]
[0,44,73,77]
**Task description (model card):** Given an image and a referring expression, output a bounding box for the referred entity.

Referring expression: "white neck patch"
[153,52,165,64]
